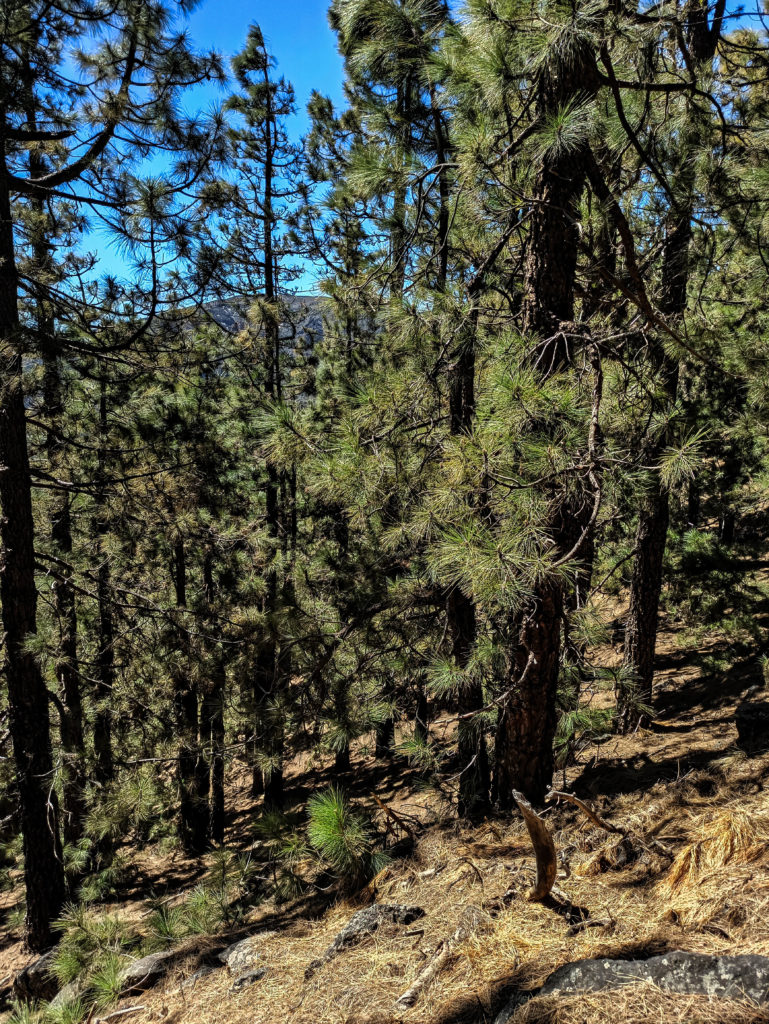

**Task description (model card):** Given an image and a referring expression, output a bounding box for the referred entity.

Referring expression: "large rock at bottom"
[118,950,177,992]
[13,949,59,1002]
[494,951,769,1024]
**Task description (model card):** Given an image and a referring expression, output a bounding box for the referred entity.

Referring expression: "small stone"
[180,965,219,990]
[305,904,425,980]
[229,967,267,992]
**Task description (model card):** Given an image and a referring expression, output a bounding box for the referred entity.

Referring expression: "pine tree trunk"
[493,52,600,803]
[0,152,65,950]
[447,309,490,819]
[45,360,85,849]
[618,0,723,732]
[26,110,86,850]
[173,541,209,854]
[451,589,490,818]
[93,372,114,783]
[495,579,564,807]
[204,674,225,845]
[415,685,429,744]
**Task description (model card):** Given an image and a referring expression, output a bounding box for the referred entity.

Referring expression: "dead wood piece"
[513,790,557,901]
[92,1008,145,1023]
[305,903,425,980]
[372,793,416,838]
[394,908,485,1009]
[566,917,613,937]
[548,789,625,836]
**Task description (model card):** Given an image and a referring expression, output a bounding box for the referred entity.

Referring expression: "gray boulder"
[118,950,177,992]
[494,951,769,1023]
[13,949,58,1002]
[218,931,276,975]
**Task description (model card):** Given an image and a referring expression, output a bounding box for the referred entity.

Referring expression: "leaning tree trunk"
[0,150,65,951]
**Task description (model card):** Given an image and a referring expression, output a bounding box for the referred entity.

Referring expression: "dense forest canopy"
[1,0,769,983]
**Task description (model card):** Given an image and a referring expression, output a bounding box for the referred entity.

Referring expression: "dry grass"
[513,987,769,1024]
[6,609,769,1024]
[661,808,765,892]
[122,776,769,1024]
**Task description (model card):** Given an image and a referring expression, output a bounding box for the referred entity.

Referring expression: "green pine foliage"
[2,0,769,960]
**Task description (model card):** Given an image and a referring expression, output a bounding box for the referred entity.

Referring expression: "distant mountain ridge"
[203,293,325,346]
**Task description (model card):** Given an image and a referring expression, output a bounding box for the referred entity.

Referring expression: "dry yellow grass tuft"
[661,808,764,893]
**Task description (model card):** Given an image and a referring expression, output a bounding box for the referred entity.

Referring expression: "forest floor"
[4,593,769,1024]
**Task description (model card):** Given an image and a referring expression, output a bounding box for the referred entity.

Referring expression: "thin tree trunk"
[173,540,209,854]
[93,370,114,783]
[203,674,225,845]
[375,675,395,760]
[618,0,724,731]
[0,148,65,950]
[24,117,87,850]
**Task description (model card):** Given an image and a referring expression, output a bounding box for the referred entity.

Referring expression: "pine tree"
[0,0,222,948]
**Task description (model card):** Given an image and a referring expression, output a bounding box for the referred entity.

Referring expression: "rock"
[13,949,59,1002]
[305,903,425,980]
[49,978,87,1010]
[493,951,769,1023]
[229,967,267,993]
[180,965,219,991]
[118,950,177,992]
[218,931,276,975]
[736,700,769,753]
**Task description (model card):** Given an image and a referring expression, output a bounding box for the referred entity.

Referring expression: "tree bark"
[447,307,490,819]
[173,541,209,854]
[93,370,114,783]
[494,47,600,804]
[0,151,65,950]
[618,0,723,732]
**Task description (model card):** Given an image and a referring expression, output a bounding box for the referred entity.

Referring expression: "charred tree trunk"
[0,148,65,951]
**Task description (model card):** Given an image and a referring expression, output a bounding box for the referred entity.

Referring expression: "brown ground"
[3,596,769,1024]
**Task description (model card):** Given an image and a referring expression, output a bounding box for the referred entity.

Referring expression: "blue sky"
[184,0,346,135]
[88,0,346,288]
